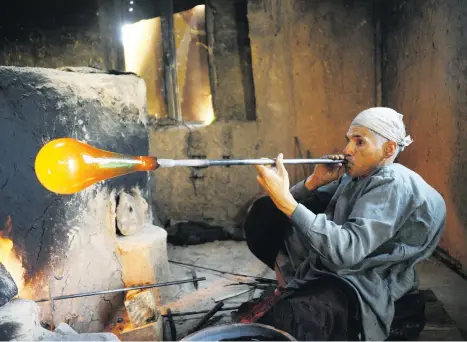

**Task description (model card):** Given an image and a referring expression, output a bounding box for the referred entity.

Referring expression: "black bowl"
[180,323,296,341]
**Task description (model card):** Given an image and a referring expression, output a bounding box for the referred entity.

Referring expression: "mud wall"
[382,0,467,268]
[0,0,123,70]
[151,0,376,234]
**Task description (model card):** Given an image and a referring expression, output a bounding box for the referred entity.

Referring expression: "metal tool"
[214,288,253,303]
[48,277,56,331]
[157,157,345,168]
[34,137,346,194]
[224,281,269,290]
[47,271,65,331]
[185,302,225,336]
[162,306,241,317]
[35,277,206,303]
[168,260,277,284]
[191,269,199,290]
[164,308,177,341]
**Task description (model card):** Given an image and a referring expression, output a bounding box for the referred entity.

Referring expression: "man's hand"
[255,153,298,218]
[305,154,345,190]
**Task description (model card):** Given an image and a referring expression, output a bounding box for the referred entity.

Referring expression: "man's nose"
[343,142,354,156]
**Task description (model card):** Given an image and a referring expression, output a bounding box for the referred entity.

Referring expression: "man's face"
[343,125,386,178]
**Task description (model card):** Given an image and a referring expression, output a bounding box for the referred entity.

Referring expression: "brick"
[117,224,171,305]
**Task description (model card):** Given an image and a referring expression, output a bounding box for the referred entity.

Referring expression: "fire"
[0,216,27,296]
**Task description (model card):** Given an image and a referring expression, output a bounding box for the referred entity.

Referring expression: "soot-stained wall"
[0,0,122,70]
[382,0,467,268]
[151,0,376,235]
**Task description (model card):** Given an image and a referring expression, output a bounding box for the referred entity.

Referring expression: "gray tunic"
[281,163,446,341]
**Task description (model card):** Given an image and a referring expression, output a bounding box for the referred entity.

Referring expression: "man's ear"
[384,141,397,158]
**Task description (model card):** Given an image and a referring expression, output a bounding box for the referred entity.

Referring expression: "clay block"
[117,224,171,304]
[120,316,163,341]
[124,289,159,327]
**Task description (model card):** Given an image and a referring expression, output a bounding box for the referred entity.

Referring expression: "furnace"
[0,66,172,339]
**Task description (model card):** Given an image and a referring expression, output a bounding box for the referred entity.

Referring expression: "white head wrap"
[350,107,413,150]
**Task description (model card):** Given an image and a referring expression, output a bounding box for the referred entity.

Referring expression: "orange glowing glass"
[34,138,158,195]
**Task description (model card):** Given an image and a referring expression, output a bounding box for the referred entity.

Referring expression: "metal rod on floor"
[34,277,207,303]
[214,288,253,303]
[186,301,225,336]
[162,306,241,317]
[168,260,276,284]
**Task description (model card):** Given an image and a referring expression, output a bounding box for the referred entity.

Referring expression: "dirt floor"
[161,240,274,339]
[161,240,467,341]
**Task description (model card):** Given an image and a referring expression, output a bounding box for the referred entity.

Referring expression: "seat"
[386,291,426,341]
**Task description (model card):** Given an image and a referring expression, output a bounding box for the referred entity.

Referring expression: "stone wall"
[151,0,376,235]
[382,0,467,268]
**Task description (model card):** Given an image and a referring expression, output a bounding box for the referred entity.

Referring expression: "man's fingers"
[323,154,345,160]
[255,164,268,176]
[256,174,267,191]
[259,157,273,169]
[275,153,287,175]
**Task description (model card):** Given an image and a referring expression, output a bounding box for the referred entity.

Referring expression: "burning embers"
[0,216,28,299]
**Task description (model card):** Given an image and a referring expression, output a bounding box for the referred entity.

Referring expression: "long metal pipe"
[34,277,206,303]
[157,158,347,168]
[35,138,347,195]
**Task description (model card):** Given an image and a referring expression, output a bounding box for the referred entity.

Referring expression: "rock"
[120,316,163,341]
[0,263,18,307]
[46,332,120,341]
[124,289,159,327]
[36,323,119,341]
[116,192,144,236]
[0,299,40,340]
[0,300,120,341]
[36,327,58,341]
[37,323,120,341]
[56,66,106,74]
[54,322,78,335]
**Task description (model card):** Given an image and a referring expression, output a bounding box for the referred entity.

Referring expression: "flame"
[0,216,28,297]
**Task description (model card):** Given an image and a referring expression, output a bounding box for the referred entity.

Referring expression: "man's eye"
[357,139,364,146]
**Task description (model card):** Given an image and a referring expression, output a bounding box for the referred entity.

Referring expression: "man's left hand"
[255,153,298,218]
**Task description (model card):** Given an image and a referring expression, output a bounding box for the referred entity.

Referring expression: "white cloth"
[351,107,413,149]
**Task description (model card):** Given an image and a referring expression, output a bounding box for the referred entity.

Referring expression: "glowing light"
[202,94,215,125]
[121,24,136,45]
[129,7,133,12]
[67,159,77,173]
[193,4,205,12]
[130,0,133,3]
[0,216,27,297]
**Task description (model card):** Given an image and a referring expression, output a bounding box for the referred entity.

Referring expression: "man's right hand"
[305,154,345,190]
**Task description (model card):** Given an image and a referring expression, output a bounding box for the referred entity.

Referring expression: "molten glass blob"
[34,138,158,195]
